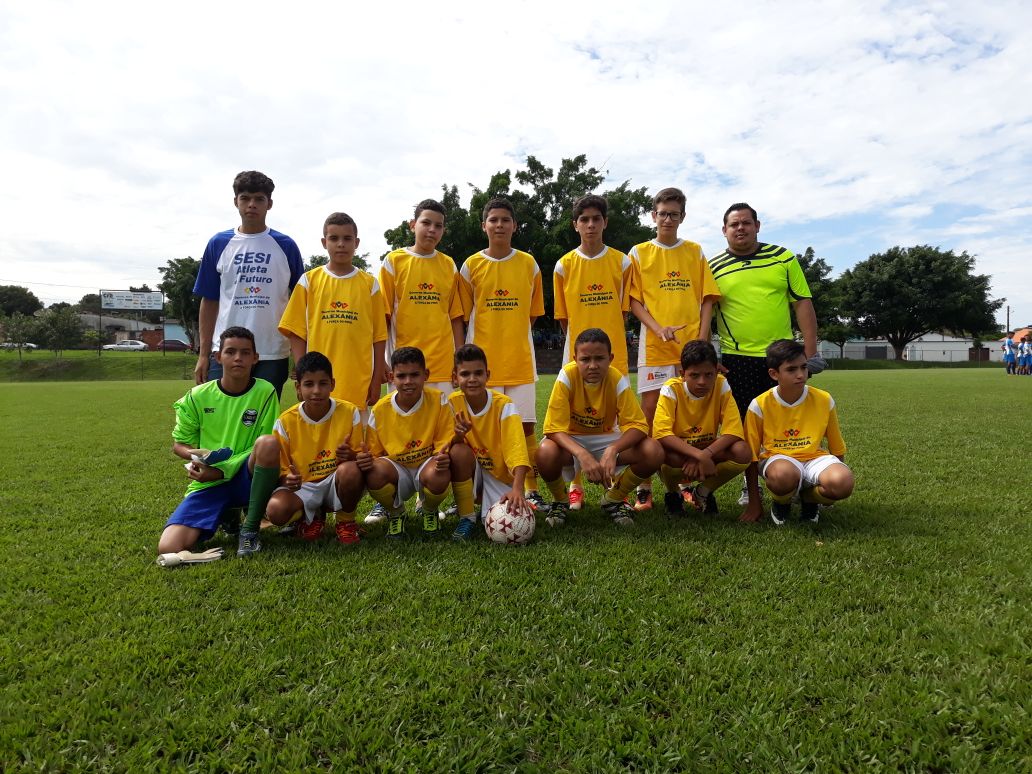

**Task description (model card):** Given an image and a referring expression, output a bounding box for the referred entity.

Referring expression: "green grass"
[2,371,1031,771]
[0,349,196,381]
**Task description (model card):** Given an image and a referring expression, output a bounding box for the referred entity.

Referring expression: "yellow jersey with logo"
[629,239,720,366]
[367,387,453,469]
[273,398,363,483]
[380,248,463,382]
[278,266,387,407]
[458,250,545,385]
[553,246,632,375]
[745,385,846,462]
[543,362,648,437]
[447,390,529,485]
[652,375,743,446]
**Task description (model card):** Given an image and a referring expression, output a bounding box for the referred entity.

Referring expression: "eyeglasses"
[654,211,682,220]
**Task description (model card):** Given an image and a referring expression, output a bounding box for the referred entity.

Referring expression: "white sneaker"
[364,503,388,524]
[737,485,749,507]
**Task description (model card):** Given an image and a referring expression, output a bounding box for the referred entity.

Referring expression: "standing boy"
[193,171,304,396]
[553,194,634,510]
[627,187,721,511]
[457,197,546,509]
[356,347,455,539]
[652,341,751,516]
[278,212,387,410]
[256,352,366,549]
[446,344,532,541]
[537,328,664,527]
[746,339,853,525]
[1002,333,1017,375]
[159,327,281,558]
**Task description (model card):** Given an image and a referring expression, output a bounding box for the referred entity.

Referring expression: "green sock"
[242,464,281,533]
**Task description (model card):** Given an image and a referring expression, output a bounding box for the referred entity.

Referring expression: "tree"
[48,301,71,311]
[157,257,201,347]
[0,285,43,317]
[305,253,371,272]
[36,306,85,355]
[0,312,40,360]
[75,293,102,314]
[795,247,839,330]
[838,245,1003,360]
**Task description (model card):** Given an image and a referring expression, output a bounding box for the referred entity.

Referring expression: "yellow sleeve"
[553,265,568,321]
[615,377,648,435]
[826,405,847,456]
[434,393,454,452]
[543,374,572,435]
[530,266,545,317]
[371,282,387,343]
[620,259,633,313]
[698,254,721,302]
[457,262,474,322]
[652,384,676,440]
[628,249,644,304]
[744,403,762,461]
[274,420,292,476]
[448,273,464,321]
[501,406,531,470]
[278,281,309,340]
[378,260,396,320]
[365,415,386,457]
[719,387,745,440]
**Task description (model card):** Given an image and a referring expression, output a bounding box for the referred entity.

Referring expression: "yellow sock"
[369,484,397,510]
[524,434,539,494]
[700,460,749,495]
[334,511,356,524]
[422,488,448,513]
[545,477,568,503]
[453,478,475,518]
[606,468,645,502]
[570,471,583,491]
[770,490,794,505]
[660,464,684,492]
[802,486,836,505]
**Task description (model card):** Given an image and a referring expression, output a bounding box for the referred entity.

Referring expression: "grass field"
[2,370,1031,771]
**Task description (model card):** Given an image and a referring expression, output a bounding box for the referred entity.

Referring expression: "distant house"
[818,333,991,363]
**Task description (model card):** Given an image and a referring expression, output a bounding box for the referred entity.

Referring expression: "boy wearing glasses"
[626,187,720,511]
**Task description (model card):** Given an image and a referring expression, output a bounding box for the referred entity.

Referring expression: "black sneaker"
[703,492,719,515]
[601,498,636,526]
[545,502,569,527]
[801,501,820,524]
[419,507,440,537]
[236,530,261,558]
[663,491,685,517]
[220,508,241,536]
[525,491,547,512]
[770,501,791,526]
[386,511,406,540]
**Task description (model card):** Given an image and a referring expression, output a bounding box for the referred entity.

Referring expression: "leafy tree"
[48,301,72,311]
[76,293,102,314]
[36,306,85,355]
[838,245,1003,360]
[0,285,43,317]
[795,247,839,330]
[0,312,40,360]
[157,257,201,347]
[305,253,370,271]
[128,284,162,324]
[820,321,856,358]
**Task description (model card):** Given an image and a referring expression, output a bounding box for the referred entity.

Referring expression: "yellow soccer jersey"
[274,398,363,483]
[553,246,633,375]
[652,375,744,446]
[544,362,648,437]
[448,390,530,486]
[367,386,453,469]
[278,266,387,407]
[629,239,721,367]
[380,248,463,382]
[745,385,847,462]
[458,250,545,386]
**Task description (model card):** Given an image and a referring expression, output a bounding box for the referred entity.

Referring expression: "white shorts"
[759,454,846,493]
[475,465,515,519]
[385,456,436,508]
[636,363,678,394]
[560,431,627,482]
[490,382,536,423]
[276,472,342,524]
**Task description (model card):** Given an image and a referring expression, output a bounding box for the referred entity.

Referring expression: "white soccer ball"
[483,500,536,545]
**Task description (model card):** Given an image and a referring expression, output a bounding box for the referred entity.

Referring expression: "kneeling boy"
[159,326,280,558]
[653,341,751,516]
[537,328,663,526]
[253,351,366,550]
[446,344,532,541]
[356,346,454,539]
[746,339,854,525]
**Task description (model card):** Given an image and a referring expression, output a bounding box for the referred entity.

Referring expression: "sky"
[2,0,1029,330]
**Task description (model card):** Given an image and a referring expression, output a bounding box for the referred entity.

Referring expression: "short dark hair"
[233,171,274,197]
[680,340,718,369]
[723,202,758,225]
[295,351,333,380]
[481,197,515,222]
[653,187,686,214]
[323,212,357,236]
[573,194,608,220]
[454,343,488,368]
[219,326,256,350]
[391,346,426,370]
[766,339,805,370]
[574,327,611,353]
[413,199,446,220]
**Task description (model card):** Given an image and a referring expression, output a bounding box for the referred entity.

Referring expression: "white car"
[1,342,37,350]
[102,339,149,351]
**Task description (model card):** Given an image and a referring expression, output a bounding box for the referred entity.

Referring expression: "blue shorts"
[1004,353,1015,363]
[166,465,252,540]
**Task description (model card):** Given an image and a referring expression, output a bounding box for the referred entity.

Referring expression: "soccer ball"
[483,500,536,545]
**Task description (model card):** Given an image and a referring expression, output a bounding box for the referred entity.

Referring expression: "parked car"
[154,339,193,352]
[1,342,38,350]
[102,340,149,351]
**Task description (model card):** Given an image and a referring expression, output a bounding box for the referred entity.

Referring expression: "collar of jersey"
[321,265,359,279]
[773,384,809,408]
[391,391,424,415]
[574,246,609,260]
[404,247,437,259]
[299,398,337,424]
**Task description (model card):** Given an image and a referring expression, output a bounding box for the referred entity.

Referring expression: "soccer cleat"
[335,519,361,545]
[386,511,406,540]
[236,530,261,558]
[737,484,749,507]
[277,522,299,537]
[682,484,706,512]
[525,491,547,512]
[419,507,440,536]
[770,501,791,526]
[219,508,241,536]
[568,485,584,511]
[801,501,820,524]
[299,516,326,542]
[602,498,636,526]
[703,491,719,515]
[545,502,569,527]
[364,502,388,524]
[663,491,685,517]
[439,503,458,521]
[633,488,653,512]
[451,517,477,542]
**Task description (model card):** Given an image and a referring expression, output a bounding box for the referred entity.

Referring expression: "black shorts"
[722,353,775,417]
